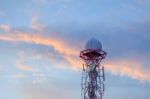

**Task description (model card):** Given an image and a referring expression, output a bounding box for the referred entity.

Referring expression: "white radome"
[85,38,102,50]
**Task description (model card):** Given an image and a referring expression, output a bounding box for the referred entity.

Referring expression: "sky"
[0,0,150,99]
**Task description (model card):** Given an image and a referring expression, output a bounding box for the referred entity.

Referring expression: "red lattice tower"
[80,38,106,99]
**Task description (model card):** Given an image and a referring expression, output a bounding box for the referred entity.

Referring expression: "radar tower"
[80,38,106,99]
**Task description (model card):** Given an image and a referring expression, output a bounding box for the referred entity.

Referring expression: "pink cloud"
[0,33,78,56]
[0,27,149,82]
[104,59,150,82]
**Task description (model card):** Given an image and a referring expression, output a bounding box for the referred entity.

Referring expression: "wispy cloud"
[0,24,11,32]
[16,64,35,72]
[12,74,28,78]
[0,23,150,83]
[105,59,150,82]
[0,33,78,56]
[29,12,45,31]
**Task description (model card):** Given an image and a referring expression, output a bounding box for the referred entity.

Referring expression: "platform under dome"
[85,38,102,50]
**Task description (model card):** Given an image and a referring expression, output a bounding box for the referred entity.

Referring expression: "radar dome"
[85,38,102,50]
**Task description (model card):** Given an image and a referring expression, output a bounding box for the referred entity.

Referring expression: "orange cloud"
[16,64,35,72]
[0,30,149,82]
[0,33,78,56]
[58,54,82,71]
[58,53,150,82]
[104,60,150,82]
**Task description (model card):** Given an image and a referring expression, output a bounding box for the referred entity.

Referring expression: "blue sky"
[0,0,150,99]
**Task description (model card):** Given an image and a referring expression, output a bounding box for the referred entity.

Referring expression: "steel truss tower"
[80,38,106,99]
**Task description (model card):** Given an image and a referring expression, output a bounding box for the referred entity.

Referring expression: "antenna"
[102,66,105,81]
[80,38,106,99]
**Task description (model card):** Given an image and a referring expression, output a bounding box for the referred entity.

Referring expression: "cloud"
[16,64,35,72]
[104,59,150,82]
[0,33,78,56]
[21,70,80,99]
[12,74,28,78]
[22,83,79,99]
[29,12,45,31]
[0,22,150,83]
[29,72,47,84]
[0,24,11,32]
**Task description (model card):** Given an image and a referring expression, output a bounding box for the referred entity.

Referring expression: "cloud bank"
[0,22,150,83]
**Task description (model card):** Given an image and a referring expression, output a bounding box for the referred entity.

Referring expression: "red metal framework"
[80,49,106,99]
[80,49,106,60]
